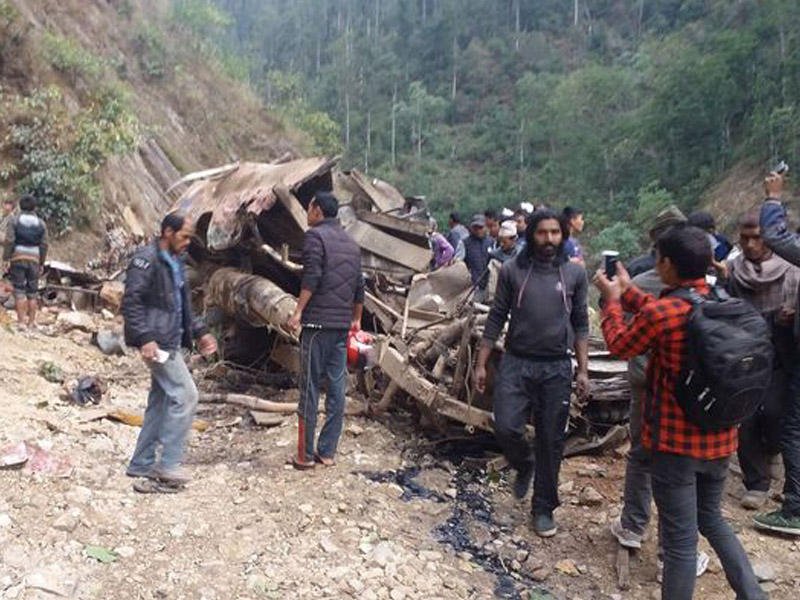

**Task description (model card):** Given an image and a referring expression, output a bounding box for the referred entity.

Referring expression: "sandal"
[289,455,316,471]
[133,479,182,494]
[314,453,336,467]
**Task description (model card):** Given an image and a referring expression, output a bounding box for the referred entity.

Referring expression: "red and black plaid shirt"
[602,280,737,460]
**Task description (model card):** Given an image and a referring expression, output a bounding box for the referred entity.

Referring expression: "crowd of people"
[5,167,798,598]
[477,172,800,600]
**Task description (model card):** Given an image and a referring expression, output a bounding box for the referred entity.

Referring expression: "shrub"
[2,86,138,233]
[133,26,169,80]
[41,32,104,84]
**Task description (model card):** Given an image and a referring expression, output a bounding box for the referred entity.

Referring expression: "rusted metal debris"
[165,156,630,455]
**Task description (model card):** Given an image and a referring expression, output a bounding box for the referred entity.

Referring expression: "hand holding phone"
[602,250,619,279]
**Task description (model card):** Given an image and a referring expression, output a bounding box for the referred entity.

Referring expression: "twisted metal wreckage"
[163,156,630,456]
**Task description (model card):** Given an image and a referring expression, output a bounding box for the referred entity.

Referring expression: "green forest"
[191,0,800,255]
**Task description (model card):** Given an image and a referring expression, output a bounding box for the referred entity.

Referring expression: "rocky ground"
[1,308,799,600]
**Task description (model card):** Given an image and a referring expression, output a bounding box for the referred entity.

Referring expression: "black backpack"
[670,287,774,430]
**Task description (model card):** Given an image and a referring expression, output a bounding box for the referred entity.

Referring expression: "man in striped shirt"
[595,224,764,600]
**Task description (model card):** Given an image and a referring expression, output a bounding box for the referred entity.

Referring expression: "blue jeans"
[492,353,572,515]
[651,452,766,600]
[128,350,199,473]
[620,355,653,535]
[297,328,348,461]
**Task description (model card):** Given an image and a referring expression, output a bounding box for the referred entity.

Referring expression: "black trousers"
[737,367,788,492]
[492,353,572,515]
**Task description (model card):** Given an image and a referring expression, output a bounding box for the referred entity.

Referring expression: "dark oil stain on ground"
[356,435,556,600]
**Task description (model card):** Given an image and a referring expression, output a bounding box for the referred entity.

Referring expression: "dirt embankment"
[1,0,304,266]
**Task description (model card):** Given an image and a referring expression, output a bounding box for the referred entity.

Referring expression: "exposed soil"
[1,307,799,600]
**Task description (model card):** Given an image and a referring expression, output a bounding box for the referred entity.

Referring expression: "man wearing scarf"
[726,210,800,510]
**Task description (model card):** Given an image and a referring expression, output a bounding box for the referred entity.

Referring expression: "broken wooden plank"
[372,381,399,414]
[451,313,474,398]
[345,220,431,272]
[615,546,631,590]
[250,411,286,427]
[106,409,209,432]
[364,291,401,332]
[199,393,364,415]
[345,169,405,213]
[357,210,429,239]
[375,343,496,433]
[274,183,309,233]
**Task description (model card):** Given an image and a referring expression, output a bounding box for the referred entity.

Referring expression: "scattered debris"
[84,545,118,564]
[0,441,73,477]
[39,361,65,383]
[105,409,209,432]
[67,376,105,406]
[92,330,126,355]
[555,558,580,577]
[249,411,286,427]
[56,311,96,333]
[0,441,29,468]
[578,485,604,507]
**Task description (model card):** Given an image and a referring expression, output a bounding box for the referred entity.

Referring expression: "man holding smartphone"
[755,168,800,535]
[122,212,217,491]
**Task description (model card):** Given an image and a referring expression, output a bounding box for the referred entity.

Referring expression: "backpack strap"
[667,286,706,305]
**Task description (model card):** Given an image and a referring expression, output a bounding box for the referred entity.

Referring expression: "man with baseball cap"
[463,213,492,302]
[627,205,687,278]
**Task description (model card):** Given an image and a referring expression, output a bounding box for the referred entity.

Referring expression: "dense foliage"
[198,0,800,256]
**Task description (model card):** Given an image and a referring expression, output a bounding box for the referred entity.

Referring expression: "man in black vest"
[286,191,364,470]
[3,194,48,330]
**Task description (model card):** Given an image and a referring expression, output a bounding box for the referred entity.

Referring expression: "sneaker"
[532,512,557,538]
[609,516,642,549]
[656,551,709,582]
[152,465,191,485]
[753,510,800,535]
[740,489,768,510]
[125,466,153,479]
[513,463,534,499]
[696,550,709,577]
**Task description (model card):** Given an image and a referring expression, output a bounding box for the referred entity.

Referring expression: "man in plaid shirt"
[596,224,765,600]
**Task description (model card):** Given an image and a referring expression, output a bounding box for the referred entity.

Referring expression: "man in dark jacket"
[3,194,47,331]
[474,209,590,537]
[755,172,800,535]
[122,212,217,490]
[727,210,799,511]
[286,191,364,470]
[463,213,493,302]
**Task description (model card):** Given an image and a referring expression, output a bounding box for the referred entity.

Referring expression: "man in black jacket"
[463,213,493,302]
[474,209,590,537]
[122,213,217,490]
[286,192,364,470]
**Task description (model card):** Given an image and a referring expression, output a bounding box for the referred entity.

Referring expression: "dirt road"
[0,315,798,599]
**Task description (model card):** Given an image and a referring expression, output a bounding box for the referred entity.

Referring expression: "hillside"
[0,0,303,264]
[212,0,800,258]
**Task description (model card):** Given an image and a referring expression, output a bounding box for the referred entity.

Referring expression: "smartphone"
[602,250,619,279]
